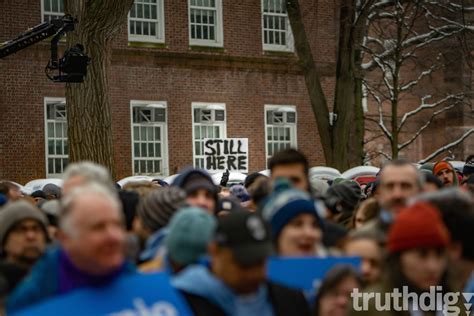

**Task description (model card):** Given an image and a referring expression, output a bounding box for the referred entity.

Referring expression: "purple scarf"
[58,249,127,294]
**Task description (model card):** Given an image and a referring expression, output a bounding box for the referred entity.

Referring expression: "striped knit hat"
[137,187,188,233]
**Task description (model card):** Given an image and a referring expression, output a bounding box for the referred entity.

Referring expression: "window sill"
[189,45,226,53]
[263,50,296,57]
[128,41,167,49]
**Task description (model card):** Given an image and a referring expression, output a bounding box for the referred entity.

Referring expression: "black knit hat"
[136,187,188,233]
[324,181,362,214]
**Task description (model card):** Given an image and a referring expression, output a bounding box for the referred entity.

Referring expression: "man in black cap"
[172,211,310,316]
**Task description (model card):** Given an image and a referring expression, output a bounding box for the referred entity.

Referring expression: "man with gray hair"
[7,184,134,314]
[62,161,115,195]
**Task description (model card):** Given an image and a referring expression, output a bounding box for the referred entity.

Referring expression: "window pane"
[134,143,140,157]
[151,5,157,19]
[141,143,147,157]
[155,127,161,140]
[52,0,58,12]
[144,4,150,18]
[48,159,54,174]
[137,4,143,18]
[150,22,156,36]
[195,126,200,139]
[45,0,51,11]
[149,143,155,157]
[64,140,68,154]
[134,160,139,173]
[154,160,161,173]
[147,160,153,172]
[140,160,146,172]
[148,127,154,141]
[48,140,55,155]
[195,141,201,155]
[55,159,62,174]
[133,127,139,141]
[56,122,62,137]
[267,127,272,140]
[141,127,147,140]
[155,143,162,157]
[56,140,62,155]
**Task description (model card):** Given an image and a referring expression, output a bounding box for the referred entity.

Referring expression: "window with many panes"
[128,0,165,43]
[45,98,68,177]
[131,101,169,176]
[265,105,297,164]
[42,0,64,23]
[189,0,223,47]
[192,103,226,169]
[262,0,294,52]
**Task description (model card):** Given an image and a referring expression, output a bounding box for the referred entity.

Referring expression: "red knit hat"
[433,161,453,176]
[388,202,450,253]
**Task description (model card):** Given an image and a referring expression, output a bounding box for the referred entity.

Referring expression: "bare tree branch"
[418,129,474,164]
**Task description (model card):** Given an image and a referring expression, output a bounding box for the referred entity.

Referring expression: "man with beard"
[433,160,458,187]
[358,160,422,243]
[0,201,48,301]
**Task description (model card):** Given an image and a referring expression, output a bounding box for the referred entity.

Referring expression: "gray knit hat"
[137,187,188,232]
[0,200,48,248]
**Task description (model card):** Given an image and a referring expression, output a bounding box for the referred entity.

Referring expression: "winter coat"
[7,247,135,314]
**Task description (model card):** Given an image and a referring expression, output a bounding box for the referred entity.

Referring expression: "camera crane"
[0,16,90,83]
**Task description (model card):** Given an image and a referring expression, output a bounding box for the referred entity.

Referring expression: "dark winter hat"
[31,190,47,200]
[165,207,216,266]
[324,181,362,214]
[215,211,272,266]
[0,201,48,249]
[137,187,188,233]
[229,184,250,202]
[463,159,474,177]
[261,178,323,239]
[217,196,247,215]
[118,190,140,231]
[42,183,61,199]
[388,202,450,253]
[244,172,267,189]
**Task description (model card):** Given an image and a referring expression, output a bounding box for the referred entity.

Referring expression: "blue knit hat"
[260,178,324,239]
[164,207,216,266]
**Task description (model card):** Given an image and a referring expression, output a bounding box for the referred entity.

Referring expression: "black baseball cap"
[214,211,272,266]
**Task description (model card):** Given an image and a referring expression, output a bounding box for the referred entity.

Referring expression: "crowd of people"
[0,149,473,316]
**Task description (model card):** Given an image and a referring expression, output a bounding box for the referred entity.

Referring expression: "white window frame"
[192,103,227,169]
[44,97,68,178]
[264,105,297,164]
[188,0,224,47]
[128,0,165,43]
[261,0,294,52]
[130,100,169,177]
[41,0,64,23]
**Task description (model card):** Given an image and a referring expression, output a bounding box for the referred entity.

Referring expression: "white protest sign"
[203,138,248,172]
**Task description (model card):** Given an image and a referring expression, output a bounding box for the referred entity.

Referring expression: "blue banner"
[12,272,193,316]
[267,256,361,302]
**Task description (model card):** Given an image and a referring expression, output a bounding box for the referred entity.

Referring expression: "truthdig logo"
[351,286,473,316]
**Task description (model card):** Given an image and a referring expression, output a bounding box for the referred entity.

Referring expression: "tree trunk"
[287,0,334,166]
[64,0,134,179]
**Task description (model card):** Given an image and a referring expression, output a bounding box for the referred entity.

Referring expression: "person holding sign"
[7,184,135,314]
[172,211,310,316]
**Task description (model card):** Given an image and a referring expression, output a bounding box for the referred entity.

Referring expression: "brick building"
[0,0,338,183]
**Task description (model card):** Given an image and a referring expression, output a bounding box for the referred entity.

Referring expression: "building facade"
[0,0,339,183]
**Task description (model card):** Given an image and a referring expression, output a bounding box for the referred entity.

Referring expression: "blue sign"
[267,256,361,303]
[12,272,193,316]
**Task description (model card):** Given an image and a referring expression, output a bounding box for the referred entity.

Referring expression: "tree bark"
[64,0,134,179]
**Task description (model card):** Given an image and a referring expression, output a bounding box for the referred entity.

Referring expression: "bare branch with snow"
[418,129,474,164]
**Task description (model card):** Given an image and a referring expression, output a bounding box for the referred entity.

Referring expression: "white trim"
[261,0,294,52]
[264,104,297,165]
[191,102,227,170]
[44,97,67,178]
[128,0,165,43]
[130,100,169,176]
[188,0,224,47]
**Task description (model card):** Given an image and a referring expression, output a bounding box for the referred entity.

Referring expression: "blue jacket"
[7,247,135,314]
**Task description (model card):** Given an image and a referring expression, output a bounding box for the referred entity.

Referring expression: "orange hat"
[433,161,453,176]
[388,202,450,253]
